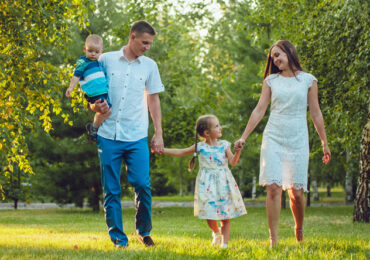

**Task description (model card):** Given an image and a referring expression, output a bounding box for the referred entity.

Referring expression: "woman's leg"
[220,219,230,245]
[266,184,282,248]
[288,188,305,242]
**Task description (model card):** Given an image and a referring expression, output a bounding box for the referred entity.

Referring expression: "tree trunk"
[89,181,101,212]
[353,110,369,222]
[327,184,331,197]
[307,173,311,207]
[252,176,256,200]
[179,159,183,196]
[14,199,18,210]
[312,180,319,201]
[345,148,353,203]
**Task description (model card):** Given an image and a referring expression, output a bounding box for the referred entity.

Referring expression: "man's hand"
[151,133,164,154]
[90,99,109,113]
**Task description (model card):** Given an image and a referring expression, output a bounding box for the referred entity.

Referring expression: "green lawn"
[127,185,350,204]
[0,206,368,259]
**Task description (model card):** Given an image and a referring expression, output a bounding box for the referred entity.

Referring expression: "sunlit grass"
[132,185,347,204]
[0,207,368,259]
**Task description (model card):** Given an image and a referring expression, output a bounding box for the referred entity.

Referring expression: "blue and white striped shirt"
[73,56,108,97]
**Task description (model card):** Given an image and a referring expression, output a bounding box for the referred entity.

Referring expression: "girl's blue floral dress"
[194,140,247,220]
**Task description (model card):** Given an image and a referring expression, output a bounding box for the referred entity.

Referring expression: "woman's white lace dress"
[260,72,317,192]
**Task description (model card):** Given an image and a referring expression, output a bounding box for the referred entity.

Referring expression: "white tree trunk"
[312,180,319,201]
[252,176,256,200]
[353,110,369,222]
[345,148,353,203]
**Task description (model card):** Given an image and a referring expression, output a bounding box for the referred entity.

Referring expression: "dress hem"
[259,181,308,192]
[195,212,247,220]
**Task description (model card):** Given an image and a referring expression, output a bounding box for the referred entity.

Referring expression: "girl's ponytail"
[188,114,214,171]
[188,131,198,171]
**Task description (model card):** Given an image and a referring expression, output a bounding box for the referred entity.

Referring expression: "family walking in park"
[66,20,331,249]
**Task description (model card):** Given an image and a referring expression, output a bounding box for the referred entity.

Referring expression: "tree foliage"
[0,0,90,197]
[2,0,368,205]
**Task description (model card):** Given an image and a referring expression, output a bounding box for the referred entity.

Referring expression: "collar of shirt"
[119,46,143,64]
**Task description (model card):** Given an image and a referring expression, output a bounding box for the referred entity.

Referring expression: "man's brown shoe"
[138,235,155,247]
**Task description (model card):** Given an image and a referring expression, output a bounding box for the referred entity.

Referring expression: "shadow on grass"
[0,244,247,260]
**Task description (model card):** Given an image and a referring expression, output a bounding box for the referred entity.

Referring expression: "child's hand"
[234,138,245,151]
[65,88,73,98]
[234,144,243,152]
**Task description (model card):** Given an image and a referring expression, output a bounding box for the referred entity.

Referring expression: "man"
[91,20,164,248]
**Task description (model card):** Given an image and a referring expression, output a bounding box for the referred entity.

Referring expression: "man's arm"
[147,93,163,154]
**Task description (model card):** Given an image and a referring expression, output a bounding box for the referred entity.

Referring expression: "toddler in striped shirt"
[66,34,111,141]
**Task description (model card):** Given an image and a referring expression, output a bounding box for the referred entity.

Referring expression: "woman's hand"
[322,144,331,164]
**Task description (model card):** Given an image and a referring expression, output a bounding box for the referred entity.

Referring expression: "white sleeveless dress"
[194,140,247,220]
[259,72,317,192]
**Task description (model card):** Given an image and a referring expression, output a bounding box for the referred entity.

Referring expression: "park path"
[0,201,349,210]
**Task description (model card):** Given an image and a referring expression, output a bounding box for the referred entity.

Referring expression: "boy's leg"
[123,138,153,240]
[97,136,128,247]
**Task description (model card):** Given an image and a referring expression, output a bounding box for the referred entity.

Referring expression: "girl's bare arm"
[163,144,195,157]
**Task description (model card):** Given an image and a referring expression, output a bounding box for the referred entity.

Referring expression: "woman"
[235,40,331,248]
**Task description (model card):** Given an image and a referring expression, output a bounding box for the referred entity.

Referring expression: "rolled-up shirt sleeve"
[147,62,164,94]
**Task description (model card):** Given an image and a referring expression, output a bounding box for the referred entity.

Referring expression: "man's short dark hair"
[130,20,156,36]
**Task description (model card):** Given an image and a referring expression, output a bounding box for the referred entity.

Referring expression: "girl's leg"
[206,219,219,233]
[287,188,305,242]
[207,219,222,246]
[266,184,282,248]
[220,219,230,245]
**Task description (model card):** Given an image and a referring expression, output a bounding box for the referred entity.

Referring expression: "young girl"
[163,115,247,248]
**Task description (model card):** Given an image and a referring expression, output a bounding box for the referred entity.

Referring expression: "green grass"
[123,185,348,204]
[0,207,368,259]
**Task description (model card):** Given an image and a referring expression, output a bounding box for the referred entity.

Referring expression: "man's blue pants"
[97,136,152,247]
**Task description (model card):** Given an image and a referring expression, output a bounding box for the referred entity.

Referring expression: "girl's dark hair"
[264,40,303,79]
[188,115,216,171]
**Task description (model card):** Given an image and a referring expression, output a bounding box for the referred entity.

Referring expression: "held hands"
[234,138,246,151]
[322,144,331,164]
[151,133,164,154]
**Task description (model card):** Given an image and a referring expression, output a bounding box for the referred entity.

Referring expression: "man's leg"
[97,136,128,247]
[124,138,152,239]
